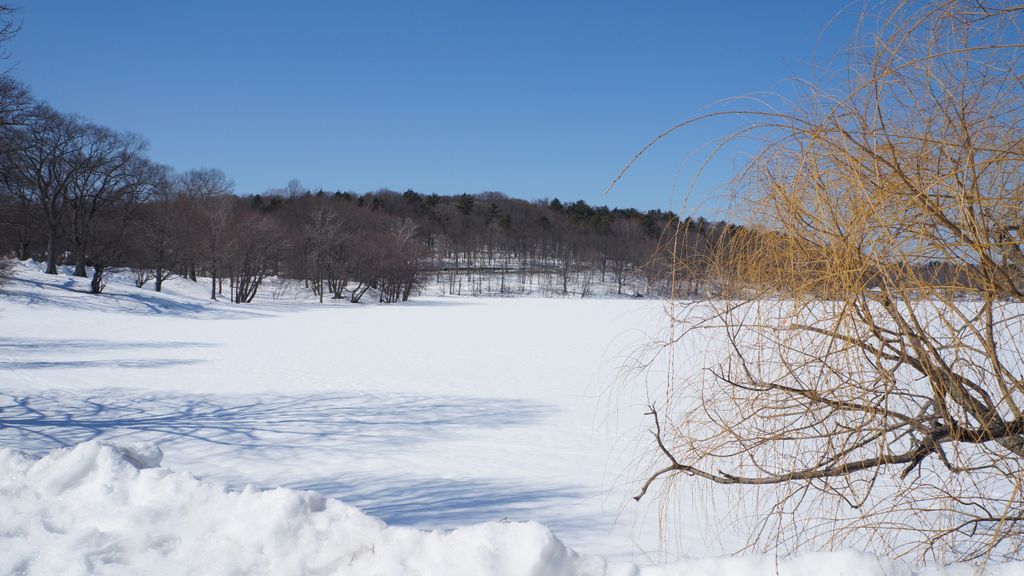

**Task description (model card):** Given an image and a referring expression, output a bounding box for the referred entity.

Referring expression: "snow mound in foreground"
[1,442,578,576]
[0,442,1020,576]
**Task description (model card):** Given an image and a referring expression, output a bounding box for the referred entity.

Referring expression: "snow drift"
[2,442,1021,576]
[0,441,579,576]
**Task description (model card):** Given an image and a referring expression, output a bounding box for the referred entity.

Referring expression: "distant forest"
[0,84,738,302]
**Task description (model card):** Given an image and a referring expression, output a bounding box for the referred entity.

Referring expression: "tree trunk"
[45,227,58,274]
[90,264,105,294]
[74,252,88,278]
[350,282,370,303]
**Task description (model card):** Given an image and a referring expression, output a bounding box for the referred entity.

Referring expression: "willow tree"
[635,0,1024,563]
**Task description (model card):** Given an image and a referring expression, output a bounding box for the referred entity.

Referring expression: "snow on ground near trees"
[1,262,1021,575]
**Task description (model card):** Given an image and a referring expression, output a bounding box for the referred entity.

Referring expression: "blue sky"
[9,1,853,216]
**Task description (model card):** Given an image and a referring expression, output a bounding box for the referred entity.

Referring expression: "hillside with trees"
[0,2,746,304]
[0,102,738,302]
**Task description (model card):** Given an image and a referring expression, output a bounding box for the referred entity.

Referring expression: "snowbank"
[0,441,578,576]
[2,442,1020,576]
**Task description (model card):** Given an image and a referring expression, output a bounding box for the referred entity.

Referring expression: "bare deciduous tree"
[634,0,1024,563]
[0,77,31,129]
[0,106,86,274]
[67,126,151,278]
[131,176,186,292]
[179,169,233,299]
[83,158,163,294]
[302,207,345,303]
[225,212,286,303]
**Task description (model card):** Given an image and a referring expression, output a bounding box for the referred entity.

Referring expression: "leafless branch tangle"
[634,0,1024,563]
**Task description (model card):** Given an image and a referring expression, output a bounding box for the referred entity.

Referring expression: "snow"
[1,261,1022,574]
[1,441,576,576]
[3,441,1018,576]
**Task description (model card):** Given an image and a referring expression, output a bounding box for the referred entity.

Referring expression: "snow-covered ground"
[1,262,1021,575]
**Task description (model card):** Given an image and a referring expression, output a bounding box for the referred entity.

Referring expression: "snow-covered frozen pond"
[0,265,674,561]
[4,264,1022,575]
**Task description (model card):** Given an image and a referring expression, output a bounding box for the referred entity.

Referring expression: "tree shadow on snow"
[288,473,608,539]
[0,388,550,455]
[390,298,482,308]
[0,358,204,370]
[0,337,215,371]
[0,388,613,540]
[0,337,217,352]
[0,276,271,319]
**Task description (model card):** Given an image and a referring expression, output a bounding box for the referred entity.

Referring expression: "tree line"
[0,6,747,303]
[0,121,736,302]
[0,89,736,302]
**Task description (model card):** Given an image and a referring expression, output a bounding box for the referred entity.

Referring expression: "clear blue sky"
[9,1,853,216]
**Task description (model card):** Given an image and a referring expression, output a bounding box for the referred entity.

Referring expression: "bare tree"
[83,158,163,294]
[634,0,1024,563]
[225,211,286,303]
[0,4,19,53]
[179,169,233,299]
[302,207,344,303]
[375,218,422,303]
[126,170,181,291]
[0,106,86,274]
[0,77,31,129]
[66,126,151,277]
[0,173,42,260]
[0,4,32,129]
